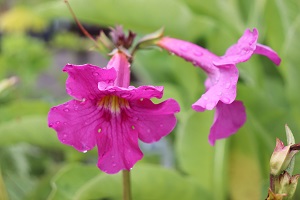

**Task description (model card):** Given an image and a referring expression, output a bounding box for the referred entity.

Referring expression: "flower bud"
[274,172,300,200]
[270,139,298,176]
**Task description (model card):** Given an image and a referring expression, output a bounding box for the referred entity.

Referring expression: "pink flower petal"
[157,37,219,73]
[130,98,180,143]
[98,84,164,100]
[64,64,116,100]
[107,52,131,87]
[208,101,246,145]
[192,65,239,111]
[213,28,259,66]
[96,117,143,174]
[48,99,100,152]
[254,44,281,66]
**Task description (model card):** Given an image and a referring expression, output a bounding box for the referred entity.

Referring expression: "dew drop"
[112,163,117,167]
[194,51,203,56]
[206,102,215,110]
[111,155,115,159]
[225,83,230,89]
[140,98,144,101]
[63,108,69,112]
[221,97,230,103]
[131,125,135,130]
[52,107,58,111]
[147,129,151,133]
[180,46,188,51]
[49,123,53,127]
[93,72,99,76]
[83,150,87,153]
[56,121,60,125]
[98,128,102,133]
[63,134,67,138]
[63,122,67,125]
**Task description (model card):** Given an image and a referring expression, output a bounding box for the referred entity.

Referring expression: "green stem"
[122,170,132,200]
[213,139,227,200]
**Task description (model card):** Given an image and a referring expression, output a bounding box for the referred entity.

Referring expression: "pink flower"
[48,52,180,174]
[157,28,281,145]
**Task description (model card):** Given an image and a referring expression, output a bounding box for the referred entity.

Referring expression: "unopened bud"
[270,138,298,176]
[274,172,300,200]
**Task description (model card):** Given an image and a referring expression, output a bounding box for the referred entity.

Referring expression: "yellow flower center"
[97,95,129,113]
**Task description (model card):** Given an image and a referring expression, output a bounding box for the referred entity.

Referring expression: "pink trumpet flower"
[48,51,180,173]
[158,28,281,145]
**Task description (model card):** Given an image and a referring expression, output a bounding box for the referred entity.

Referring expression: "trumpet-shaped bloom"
[158,28,281,145]
[48,52,180,174]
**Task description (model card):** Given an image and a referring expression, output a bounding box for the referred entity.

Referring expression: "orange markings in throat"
[97,95,129,113]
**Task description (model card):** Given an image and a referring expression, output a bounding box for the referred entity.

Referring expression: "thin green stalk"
[213,139,228,200]
[122,170,132,200]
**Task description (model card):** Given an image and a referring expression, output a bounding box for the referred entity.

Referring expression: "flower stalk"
[122,170,132,200]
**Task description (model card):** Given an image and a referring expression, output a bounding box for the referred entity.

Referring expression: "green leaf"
[0,115,65,150]
[73,163,210,200]
[0,100,50,122]
[47,164,100,200]
[36,0,214,40]
[175,110,214,191]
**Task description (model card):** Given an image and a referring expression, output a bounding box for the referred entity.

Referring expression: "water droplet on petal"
[147,129,151,133]
[111,155,115,159]
[194,51,203,56]
[112,163,116,167]
[131,125,135,130]
[98,128,102,133]
[225,83,230,89]
[83,150,87,153]
[56,121,60,125]
[63,108,69,112]
[160,124,164,128]
[140,98,144,101]
[221,97,230,103]
[206,102,215,110]
[180,46,188,52]
[93,72,99,76]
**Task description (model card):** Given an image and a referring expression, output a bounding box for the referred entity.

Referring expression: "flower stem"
[213,139,228,200]
[122,170,132,200]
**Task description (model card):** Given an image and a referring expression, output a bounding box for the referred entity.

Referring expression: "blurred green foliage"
[0,0,300,199]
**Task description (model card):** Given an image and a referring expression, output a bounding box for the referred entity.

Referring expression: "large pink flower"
[157,28,281,145]
[48,52,180,174]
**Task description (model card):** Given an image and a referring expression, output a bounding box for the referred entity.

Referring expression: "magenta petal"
[254,44,281,66]
[209,101,246,145]
[64,64,116,100]
[213,29,258,66]
[192,65,239,111]
[48,99,100,152]
[107,52,131,87]
[130,98,180,143]
[98,84,164,100]
[158,37,219,73]
[96,117,143,174]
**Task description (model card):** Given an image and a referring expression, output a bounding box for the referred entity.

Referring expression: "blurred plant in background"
[0,0,300,199]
